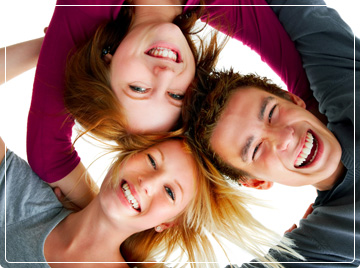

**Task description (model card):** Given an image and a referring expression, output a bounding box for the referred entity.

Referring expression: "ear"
[241,178,273,190]
[155,222,177,233]
[103,53,112,64]
[287,92,306,109]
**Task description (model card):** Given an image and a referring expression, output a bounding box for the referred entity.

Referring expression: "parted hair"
[184,69,293,183]
[104,136,303,268]
[64,1,225,149]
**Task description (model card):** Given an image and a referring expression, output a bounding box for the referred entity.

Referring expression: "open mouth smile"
[146,47,180,63]
[121,181,141,212]
[294,131,319,168]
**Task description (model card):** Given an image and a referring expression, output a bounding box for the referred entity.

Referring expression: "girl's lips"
[117,180,141,213]
[145,42,183,63]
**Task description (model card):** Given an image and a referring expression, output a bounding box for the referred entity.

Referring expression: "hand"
[285,203,314,234]
[53,187,82,212]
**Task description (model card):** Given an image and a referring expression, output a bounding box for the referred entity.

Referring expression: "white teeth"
[122,183,140,210]
[148,47,178,62]
[295,132,317,167]
[305,141,312,148]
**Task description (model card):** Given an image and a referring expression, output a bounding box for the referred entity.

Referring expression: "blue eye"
[268,104,278,123]
[168,92,184,100]
[130,85,149,94]
[165,186,175,201]
[147,154,156,170]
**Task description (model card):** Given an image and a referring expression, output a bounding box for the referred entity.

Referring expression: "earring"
[102,46,111,56]
[155,226,162,232]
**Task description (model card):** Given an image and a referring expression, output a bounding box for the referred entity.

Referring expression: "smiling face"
[210,87,343,190]
[99,140,197,232]
[109,21,196,133]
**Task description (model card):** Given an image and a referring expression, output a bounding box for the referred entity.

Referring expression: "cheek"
[147,200,177,225]
[251,150,284,179]
[183,67,195,87]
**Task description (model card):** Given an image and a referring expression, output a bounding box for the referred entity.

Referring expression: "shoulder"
[1,150,63,225]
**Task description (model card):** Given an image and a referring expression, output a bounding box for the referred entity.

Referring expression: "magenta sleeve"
[203,0,315,107]
[27,0,124,183]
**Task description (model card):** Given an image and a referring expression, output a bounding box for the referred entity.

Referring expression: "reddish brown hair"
[64,2,225,149]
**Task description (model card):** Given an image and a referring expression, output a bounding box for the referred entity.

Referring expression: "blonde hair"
[103,136,303,268]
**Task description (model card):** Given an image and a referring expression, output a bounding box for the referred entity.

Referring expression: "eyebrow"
[156,148,165,162]
[175,180,183,203]
[240,96,274,162]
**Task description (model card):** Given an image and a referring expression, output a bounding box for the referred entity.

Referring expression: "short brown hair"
[185,69,292,182]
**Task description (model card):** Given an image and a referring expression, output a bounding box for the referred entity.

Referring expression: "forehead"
[216,86,269,128]
[125,101,180,133]
[156,140,197,181]
[210,87,268,161]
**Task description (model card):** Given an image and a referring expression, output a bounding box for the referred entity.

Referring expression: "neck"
[54,198,133,262]
[313,161,346,191]
[131,0,184,27]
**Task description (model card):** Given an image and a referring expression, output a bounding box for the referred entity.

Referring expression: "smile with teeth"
[122,182,140,211]
[294,131,318,168]
[147,47,178,62]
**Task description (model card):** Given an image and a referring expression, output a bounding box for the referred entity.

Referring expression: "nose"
[152,65,178,95]
[153,59,183,76]
[267,126,294,151]
[153,65,178,86]
[138,174,161,196]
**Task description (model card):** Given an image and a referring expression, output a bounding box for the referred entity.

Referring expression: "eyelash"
[253,105,278,160]
[268,104,278,123]
[130,85,149,94]
[168,92,184,101]
[130,86,184,102]
[147,154,157,170]
[252,142,262,160]
[165,186,175,201]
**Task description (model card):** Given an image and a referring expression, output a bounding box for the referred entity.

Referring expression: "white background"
[0,1,358,266]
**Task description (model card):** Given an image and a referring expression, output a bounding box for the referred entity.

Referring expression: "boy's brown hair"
[184,68,292,182]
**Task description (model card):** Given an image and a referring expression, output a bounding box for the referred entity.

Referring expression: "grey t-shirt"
[0,149,71,267]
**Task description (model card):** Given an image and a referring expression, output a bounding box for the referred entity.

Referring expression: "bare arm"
[49,162,99,209]
[0,137,5,164]
[0,37,44,85]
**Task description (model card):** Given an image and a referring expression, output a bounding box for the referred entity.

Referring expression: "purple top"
[27,0,311,183]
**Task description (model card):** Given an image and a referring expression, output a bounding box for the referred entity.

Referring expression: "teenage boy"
[188,0,359,266]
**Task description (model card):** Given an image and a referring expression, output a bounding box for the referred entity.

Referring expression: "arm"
[265,0,359,127]
[237,2,359,267]
[203,0,317,109]
[0,37,43,85]
[27,0,123,207]
[0,137,5,165]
